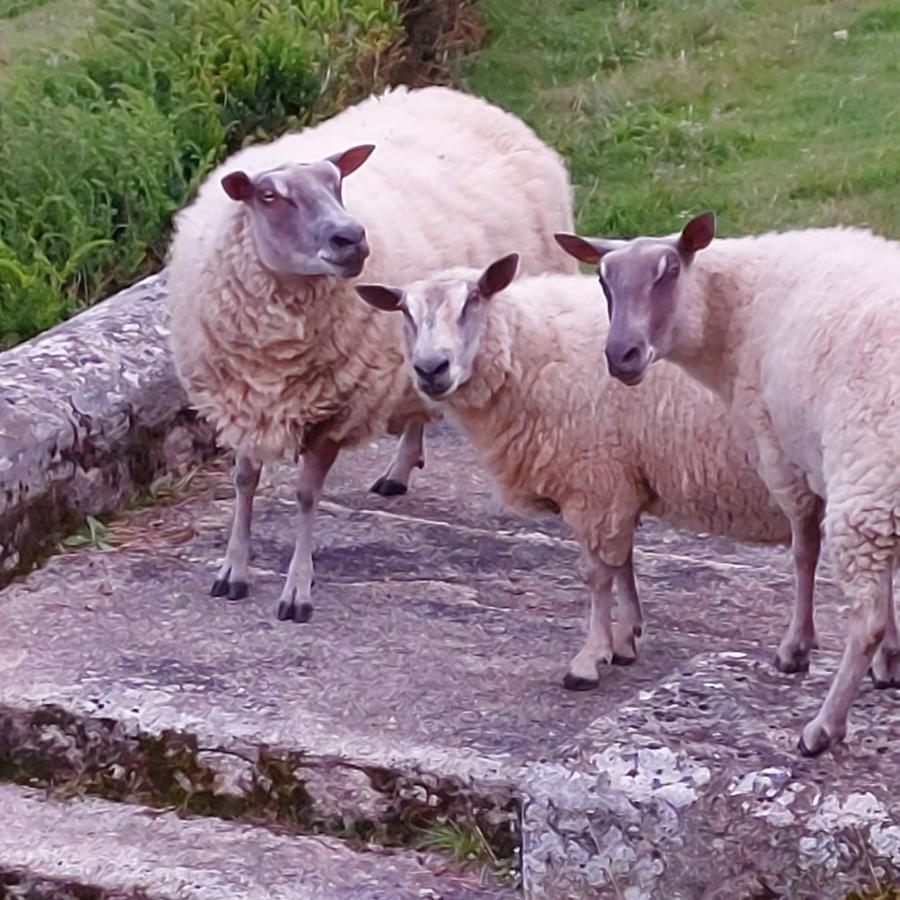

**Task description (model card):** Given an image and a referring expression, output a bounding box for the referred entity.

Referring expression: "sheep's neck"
[667,252,749,404]
[448,302,549,492]
[218,214,363,341]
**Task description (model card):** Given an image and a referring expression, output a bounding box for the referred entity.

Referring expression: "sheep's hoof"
[276,599,313,623]
[773,650,810,675]
[611,652,636,667]
[211,569,248,601]
[563,673,599,691]
[869,646,900,689]
[370,477,408,496]
[226,581,248,601]
[869,668,900,690]
[276,600,293,621]
[798,721,840,757]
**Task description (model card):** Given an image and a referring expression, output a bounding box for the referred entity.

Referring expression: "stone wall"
[0,275,216,582]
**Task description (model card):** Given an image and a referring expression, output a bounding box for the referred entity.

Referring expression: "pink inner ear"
[554,233,603,265]
[221,171,253,202]
[478,253,519,297]
[333,144,376,179]
[680,212,716,254]
[355,283,403,312]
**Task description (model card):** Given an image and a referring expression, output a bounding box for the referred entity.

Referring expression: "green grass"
[0,0,403,345]
[0,0,95,84]
[465,0,900,239]
[0,0,53,19]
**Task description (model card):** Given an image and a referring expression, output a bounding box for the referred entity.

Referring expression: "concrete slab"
[0,784,513,899]
[1,422,898,898]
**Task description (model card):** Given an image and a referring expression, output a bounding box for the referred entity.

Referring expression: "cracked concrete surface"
[1,418,898,898]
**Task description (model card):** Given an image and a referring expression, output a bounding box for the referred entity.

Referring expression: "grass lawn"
[465,0,900,239]
[0,0,94,84]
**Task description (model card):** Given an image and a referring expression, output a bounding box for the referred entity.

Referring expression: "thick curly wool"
[636,224,900,752]
[167,86,576,460]
[668,226,900,563]
[441,273,790,566]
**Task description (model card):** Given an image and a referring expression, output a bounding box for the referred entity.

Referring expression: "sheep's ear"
[477,253,519,298]
[355,283,404,312]
[678,211,716,255]
[327,144,376,179]
[222,171,254,202]
[554,233,621,265]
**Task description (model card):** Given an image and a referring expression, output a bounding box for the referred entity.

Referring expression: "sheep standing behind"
[355,257,800,688]
[166,86,576,622]
[557,215,900,754]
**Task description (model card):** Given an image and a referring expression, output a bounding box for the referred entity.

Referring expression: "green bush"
[0,0,402,345]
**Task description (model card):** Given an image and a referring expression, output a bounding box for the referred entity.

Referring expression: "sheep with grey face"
[558,214,900,755]
[166,86,576,622]
[356,255,800,688]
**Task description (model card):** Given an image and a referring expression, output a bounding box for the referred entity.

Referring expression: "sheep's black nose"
[606,338,647,385]
[414,357,450,380]
[327,223,365,250]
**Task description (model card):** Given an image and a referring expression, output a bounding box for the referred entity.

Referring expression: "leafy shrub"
[0,0,402,345]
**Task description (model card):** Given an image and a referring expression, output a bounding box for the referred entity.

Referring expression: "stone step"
[1,424,898,898]
[0,783,514,899]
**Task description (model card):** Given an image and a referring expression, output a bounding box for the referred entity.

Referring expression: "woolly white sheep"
[355,255,803,688]
[166,86,576,622]
[557,214,900,754]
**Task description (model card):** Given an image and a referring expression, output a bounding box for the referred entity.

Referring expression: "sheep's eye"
[655,257,680,284]
[260,191,277,204]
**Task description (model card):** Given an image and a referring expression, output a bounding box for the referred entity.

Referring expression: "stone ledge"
[0,274,215,582]
[0,784,514,899]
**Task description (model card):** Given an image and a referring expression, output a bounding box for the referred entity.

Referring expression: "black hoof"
[798,733,831,758]
[774,653,809,675]
[276,599,294,622]
[563,673,599,691]
[869,668,900,690]
[611,653,636,667]
[227,581,248,601]
[210,578,230,598]
[370,477,408,497]
[276,599,313,623]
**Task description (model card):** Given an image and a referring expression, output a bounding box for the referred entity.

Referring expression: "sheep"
[354,254,809,690]
[166,85,577,623]
[556,214,900,755]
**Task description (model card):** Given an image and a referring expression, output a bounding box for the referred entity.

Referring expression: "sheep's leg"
[870,583,900,688]
[800,566,891,756]
[276,439,340,623]
[211,453,261,601]
[774,500,823,673]
[611,550,642,665]
[370,420,425,496]
[564,560,618,691]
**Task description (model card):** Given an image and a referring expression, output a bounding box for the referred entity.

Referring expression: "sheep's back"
[167,86,576,459]
[464,274,791,545]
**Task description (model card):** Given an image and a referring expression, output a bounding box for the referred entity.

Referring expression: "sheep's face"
[220,145,374,278]
[355,254,520,402]
[555,212,715,386]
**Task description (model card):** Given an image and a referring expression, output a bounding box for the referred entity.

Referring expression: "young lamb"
[556,215,900,755]
[354,255,802,689]
[166,86,576,623]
